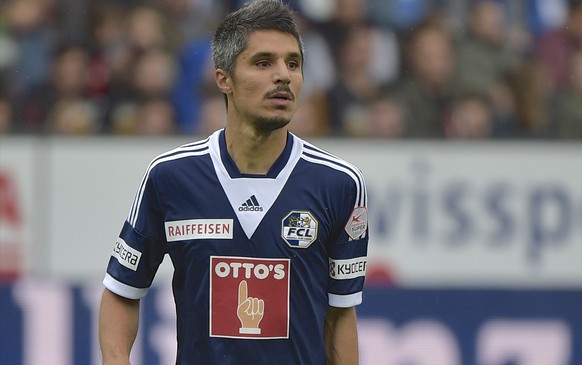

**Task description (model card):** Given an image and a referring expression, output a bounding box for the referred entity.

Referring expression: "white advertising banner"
[1,137,581,287]
[328,141,582,287]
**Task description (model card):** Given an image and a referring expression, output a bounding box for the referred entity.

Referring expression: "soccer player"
[98,1,369,364]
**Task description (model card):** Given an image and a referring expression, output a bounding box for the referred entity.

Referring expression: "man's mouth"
[267,90,294,101]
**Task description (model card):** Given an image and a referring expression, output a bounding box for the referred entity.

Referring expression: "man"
[98,1,369,364]
[535,0,582,94]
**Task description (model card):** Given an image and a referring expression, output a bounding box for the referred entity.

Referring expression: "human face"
[413,29,453,88]
[221,30,303,132]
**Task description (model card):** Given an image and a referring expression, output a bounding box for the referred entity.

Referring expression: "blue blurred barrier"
[1,281,581,365]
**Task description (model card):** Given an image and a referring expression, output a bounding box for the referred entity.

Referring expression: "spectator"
[325,25,384,136]
[170,37,214,133]
[109,49,176,134]
[535,0,582,94]
[526,0,569,37]
[45,99,99,135]
[453,0,522,99]
[394,16,455,138]
[197,91,227,137]
[295,8,336,95]
[106,4,173,104]
[313,0,400,85]
[110,97,177,136]
[85,2,127,99]
[157,0,226,46]
[367,0,429,33]
[446,93,493,139]
[0,0,577,140]
[287,8,334,137]
[4,0,57,100]
[289,89,330,137]
[486,75,520,138]
[502,60,549,137]
[0,94,13,134]
[13,44,97,133]
[549,49,582,139]
[366,90,405,138]
[167,0,235,134]
[338,88,405,138]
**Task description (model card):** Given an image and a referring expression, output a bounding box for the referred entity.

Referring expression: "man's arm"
[99,288,140,365]
[324,306,359,365]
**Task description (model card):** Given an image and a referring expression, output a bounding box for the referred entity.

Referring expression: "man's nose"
[272,60,291,84]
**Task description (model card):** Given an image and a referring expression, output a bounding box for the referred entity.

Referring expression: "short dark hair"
[211,0,304,76]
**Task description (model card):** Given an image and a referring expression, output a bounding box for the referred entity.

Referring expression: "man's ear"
[215,69,232,95]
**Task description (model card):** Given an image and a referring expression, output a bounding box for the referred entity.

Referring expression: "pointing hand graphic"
[237,280,264,334]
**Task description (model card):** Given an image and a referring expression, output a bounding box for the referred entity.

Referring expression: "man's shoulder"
[295,136,365,184]
[146,136,213,175]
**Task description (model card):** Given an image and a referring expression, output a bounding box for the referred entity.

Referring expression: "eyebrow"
[251,51,302,60]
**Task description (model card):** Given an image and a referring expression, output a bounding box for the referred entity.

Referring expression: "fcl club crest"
[281,211,318,248]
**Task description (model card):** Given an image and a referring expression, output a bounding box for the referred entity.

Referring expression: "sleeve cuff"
[103,273,149,300]
[328,292,362,308]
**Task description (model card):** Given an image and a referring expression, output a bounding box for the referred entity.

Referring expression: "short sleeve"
[103,169,167,299]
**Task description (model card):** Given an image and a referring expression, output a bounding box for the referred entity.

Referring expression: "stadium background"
[1,0,581,364]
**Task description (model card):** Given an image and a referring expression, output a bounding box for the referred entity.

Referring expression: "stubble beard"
[253,116,291,134]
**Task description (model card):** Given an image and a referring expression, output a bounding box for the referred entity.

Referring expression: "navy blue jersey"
[104,130,369,364]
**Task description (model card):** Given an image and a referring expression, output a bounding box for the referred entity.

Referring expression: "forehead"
[241,29,302,57]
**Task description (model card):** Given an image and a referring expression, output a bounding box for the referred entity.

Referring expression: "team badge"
[345,206,368,240]
[281,211,318,248]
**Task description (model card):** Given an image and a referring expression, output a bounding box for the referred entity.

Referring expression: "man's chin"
[253,116,291,133]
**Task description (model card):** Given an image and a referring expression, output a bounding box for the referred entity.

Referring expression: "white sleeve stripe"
[180,137,212,148]
[303,143,364,184]
[301,153,366,209]
[128,137,211,225]
[128,142,211,227]
[128,139,210,223]
[303,142,363,177]
[328,292,363,308]
[103,273,148,300]
[302,144,367,207]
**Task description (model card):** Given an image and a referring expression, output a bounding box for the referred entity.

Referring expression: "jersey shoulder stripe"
[300,141,367,208]
[128,137,212,227]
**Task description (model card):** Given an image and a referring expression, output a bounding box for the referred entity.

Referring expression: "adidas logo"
[238,195,263,212]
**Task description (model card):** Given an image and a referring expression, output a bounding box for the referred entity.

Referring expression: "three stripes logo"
[238,195,263,212]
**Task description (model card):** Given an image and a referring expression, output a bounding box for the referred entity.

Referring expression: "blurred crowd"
[0,0,581,139]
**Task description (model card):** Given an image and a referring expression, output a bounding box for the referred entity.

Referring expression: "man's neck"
[224,124,288,175]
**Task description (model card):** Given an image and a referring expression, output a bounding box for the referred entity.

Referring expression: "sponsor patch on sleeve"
[329,257,367,280]
[112,238,142,271]
[344,206,368,240]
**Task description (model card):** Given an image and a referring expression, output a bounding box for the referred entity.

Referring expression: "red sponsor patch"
[209,256,290,339]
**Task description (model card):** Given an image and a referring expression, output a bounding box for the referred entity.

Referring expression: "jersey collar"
[218,129,294,179]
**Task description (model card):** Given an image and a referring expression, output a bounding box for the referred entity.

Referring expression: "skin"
[325,306,360,365]
[214,29,303,174]
[99,29,359,365]
[99,289,139,365]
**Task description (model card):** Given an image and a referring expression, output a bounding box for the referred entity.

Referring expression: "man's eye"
[288,61,299,70]
[257,61,270,68]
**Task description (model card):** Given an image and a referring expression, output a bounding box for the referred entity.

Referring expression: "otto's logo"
[281,211,318,248]
[214,261,287,280]
[209,256,290,339]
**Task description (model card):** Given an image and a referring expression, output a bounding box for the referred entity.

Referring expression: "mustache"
[265,86,295,101]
